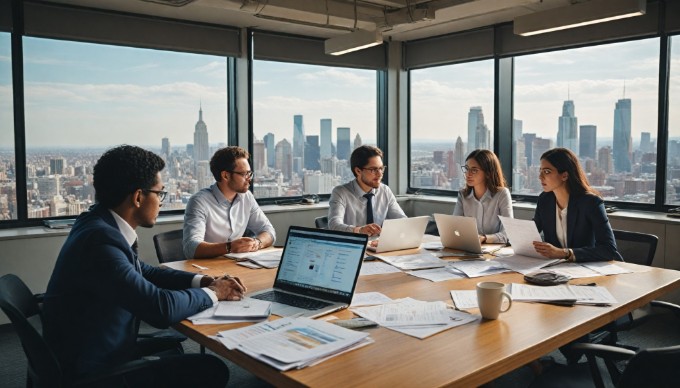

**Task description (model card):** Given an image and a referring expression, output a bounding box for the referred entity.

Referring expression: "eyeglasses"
[361,166,387,175]
[461,166,482,175]
[143,189,167,202]
[229,170,254,179]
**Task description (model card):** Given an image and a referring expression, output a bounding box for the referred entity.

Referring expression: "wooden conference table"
[165,246,680,388]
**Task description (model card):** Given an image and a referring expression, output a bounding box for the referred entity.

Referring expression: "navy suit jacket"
[43,204,214,377]
[533,192,622,263]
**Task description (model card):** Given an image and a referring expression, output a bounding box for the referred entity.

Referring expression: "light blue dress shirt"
[328,180,406,232]
[452,187,513,243]
[183,184,276,259]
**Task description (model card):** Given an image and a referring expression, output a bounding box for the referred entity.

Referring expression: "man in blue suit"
[43,145,243,386]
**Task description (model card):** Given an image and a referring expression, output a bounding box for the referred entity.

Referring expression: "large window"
[0,32,15,220]
[22,38,228,218]
[513,38,660,203]
[667,36,680,206]
[251,60,377,199]
[409,60,494,191]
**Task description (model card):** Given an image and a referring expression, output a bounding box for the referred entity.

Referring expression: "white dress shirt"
[452,187,513,243]
[328,180,406,232]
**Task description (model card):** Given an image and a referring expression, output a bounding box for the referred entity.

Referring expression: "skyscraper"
[193,105,209,162]
[161,138,170,158]
[557,100,578,154]
[320,118,332,159]
[337,127,351,161]
[50,158,65,175]
[275,139,292,180]
[253,139,266,173]
[579,125,597,160]
[523,133,536,167]
[513,119,523,142]
[613,98,632,172]
[293,114,305,172]
[599,146,614,174]
[353,133,362,150]
[304,135,320,171]
[263,132,275,168]
[467,106,489,150]
[640,132,652,153]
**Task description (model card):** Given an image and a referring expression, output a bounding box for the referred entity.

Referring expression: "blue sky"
[1,33,679,150]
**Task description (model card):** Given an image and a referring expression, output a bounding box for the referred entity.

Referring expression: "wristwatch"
[226,241,232,254]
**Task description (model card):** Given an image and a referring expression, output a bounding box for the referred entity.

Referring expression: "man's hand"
[357,223,381,237]
[229,237,259,253]
[208,276,247,301]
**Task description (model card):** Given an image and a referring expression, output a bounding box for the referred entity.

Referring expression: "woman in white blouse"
[453,149,512,244]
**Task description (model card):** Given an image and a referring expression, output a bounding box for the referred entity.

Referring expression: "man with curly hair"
[183,146,276,259]
[43,145,241,386]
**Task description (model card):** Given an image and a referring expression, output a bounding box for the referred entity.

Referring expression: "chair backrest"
[613,229,658,266]
[315,216,328,229]
[425,219,440,236]
[0,274,64,386]
[153,229,185,263]
[618,345,680,388]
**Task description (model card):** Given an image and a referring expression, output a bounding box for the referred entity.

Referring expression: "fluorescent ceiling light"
[325,29,383,56]
[513,0,646,37]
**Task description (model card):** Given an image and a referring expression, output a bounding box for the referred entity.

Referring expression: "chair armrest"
[571,343,636,361]
[72,358,160,387]
[650,300,680,315]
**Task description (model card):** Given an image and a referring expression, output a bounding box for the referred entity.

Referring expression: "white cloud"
[296,68,371,86]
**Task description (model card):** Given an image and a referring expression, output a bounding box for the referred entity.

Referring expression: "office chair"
[530,306,680,388]
[153,229,185,263]
[424,219,439,236]
[315,216,329,229]
[0,274,169,387]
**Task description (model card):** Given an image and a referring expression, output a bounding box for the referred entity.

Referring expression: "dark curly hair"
[93,145,165,208]
[210,146,250,182]
[350,145,383,177]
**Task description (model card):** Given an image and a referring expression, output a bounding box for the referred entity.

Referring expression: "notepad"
[214,298,272,319]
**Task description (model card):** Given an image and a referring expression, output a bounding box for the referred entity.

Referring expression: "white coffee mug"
[476,281,512,320]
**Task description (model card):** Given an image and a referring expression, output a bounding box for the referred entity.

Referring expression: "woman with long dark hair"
[532,148,621,262]
[453,149,512,244]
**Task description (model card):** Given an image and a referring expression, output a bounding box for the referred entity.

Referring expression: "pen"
[191,263,209,270]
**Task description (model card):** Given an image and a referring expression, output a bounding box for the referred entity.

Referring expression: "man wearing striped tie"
[43,145,242,387]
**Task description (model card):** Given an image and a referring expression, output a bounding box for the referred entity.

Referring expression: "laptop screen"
[274,227,368,300]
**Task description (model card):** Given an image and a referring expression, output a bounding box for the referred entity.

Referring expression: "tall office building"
[523,133,537,166]
[50,158,66,175]
[275,139,292,180]
[263,132,275,168]
[353,133,362,150]
[337,127,351,161]
[598,146,614,174]
[193,105,210,162]
[467,106,489,150]
[513,119,523,142]
[532,138,552,167]
[433,151,444,165]
[304,135,320,171]
[320,119,332,159]
[454,136,465,166]
[579,125,597,160]
[557,100,578,154]
[161,137,170,158]
[640,132,652,153]
[293,114,305,170]
[613,98,632,172]
[253,139,266,173]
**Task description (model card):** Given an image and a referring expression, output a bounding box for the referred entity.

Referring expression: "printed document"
[450,290,479,310]
[498,216,544,258]
[374,252,446,270]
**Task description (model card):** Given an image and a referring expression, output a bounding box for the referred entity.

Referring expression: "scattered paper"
[374,252,446,270]
[351,292,394,306]
[450,290,479,310]
[360,261,402,276]
[407,267,466,282]
[582,262,633,275]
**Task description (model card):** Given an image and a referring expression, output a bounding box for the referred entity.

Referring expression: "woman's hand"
[532,241,565,259]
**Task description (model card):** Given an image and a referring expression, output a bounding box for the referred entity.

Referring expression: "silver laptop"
[367,216,430,253]
[249,226,368,318]
[434,214,483,254]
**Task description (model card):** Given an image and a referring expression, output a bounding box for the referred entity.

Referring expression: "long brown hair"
[541,147,599,197]
[462,149,508,196]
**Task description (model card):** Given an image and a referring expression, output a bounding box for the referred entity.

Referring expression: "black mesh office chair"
[530,304,680,388]
[424,219,440,236]
[0,274,169,387]
[153,229,185,263]
[315,216,329,229]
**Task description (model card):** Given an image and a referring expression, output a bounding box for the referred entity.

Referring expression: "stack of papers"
[509,283,617,306]
[187,298,271,324]
[225,250,283,268]
[216,317,373,371]
[352,297,478,339]
[374,252,446,270]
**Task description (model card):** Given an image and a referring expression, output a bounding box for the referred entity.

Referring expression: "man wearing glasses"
[328,145,406,236]
[43,145,243,386]
[183,146,276,259]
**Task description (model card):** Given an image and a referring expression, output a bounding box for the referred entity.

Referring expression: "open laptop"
[434,213,484,254]
[367,216,430,253]
[249,226,368,318]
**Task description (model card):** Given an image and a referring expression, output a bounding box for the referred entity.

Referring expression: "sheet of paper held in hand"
[498,216,544,258]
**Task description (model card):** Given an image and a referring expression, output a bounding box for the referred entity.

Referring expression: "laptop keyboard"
[252,291,332,310]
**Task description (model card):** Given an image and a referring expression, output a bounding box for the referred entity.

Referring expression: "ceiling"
[45,0,575,42]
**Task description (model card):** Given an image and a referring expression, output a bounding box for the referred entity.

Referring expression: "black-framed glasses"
[361,166,387,175]
[229,170,254,179]
[461,166,482,175]
[143,189,167,202]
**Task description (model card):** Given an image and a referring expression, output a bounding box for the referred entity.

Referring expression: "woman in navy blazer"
[532,148,621,263]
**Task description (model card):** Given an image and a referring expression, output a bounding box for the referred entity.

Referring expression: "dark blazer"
[533,192,622,263]
[43,204,214,378]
